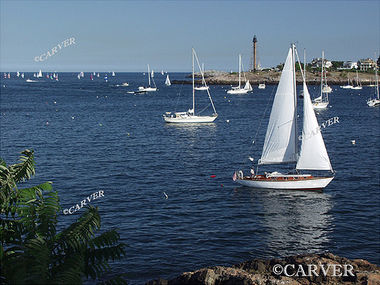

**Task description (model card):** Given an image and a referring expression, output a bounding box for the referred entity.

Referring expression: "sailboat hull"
[367,99,380,107]
[163,114,217,123]
[312,101,329,109]
[236,176,334,190]
[138,87,157,92]
[227,88,248,94]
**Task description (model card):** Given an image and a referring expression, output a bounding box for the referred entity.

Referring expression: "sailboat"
[37,70,43,78]
[233,44,334,190]
[112,71,116,76]
[138,64,157,92]
[367,64,380,107]
[227,54,251,94]
[351,71,362,90]
[312,51,329,109]
[165,74,171,86]
[194,63,209,90]
[163,48,218,123]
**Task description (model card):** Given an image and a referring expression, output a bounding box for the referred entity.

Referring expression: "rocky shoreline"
[172,70,377,86]
[146,253,380,285]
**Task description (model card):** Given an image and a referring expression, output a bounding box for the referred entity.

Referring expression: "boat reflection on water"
[233,188,333,258]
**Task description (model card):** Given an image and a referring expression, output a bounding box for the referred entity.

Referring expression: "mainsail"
[296,82,332,171]
[244,80,253,91]
[259,48,297,165]
[165,75,171,86]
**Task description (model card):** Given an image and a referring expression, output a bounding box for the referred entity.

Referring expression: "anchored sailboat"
[351,70,362,90]
[367,64,380,107]
[227,54,251,94]
[234,44,334,190]
[163,48,218,123]
[313,51,329,109]
[138,64,157,92]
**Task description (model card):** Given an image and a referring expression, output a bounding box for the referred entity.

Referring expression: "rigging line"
[193,49,217,114]
[197,103,212,115]
[241,84,277,166]
[173,81,185,113]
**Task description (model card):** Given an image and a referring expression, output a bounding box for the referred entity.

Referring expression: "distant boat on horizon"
[165,74,171,86]
[312,50,329,110]
[367,64,380,107]
[138,64,157,92]
[227,54,252,94]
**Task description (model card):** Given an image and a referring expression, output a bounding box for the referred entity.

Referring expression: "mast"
[321,50,324,100]
[292,43,298,158]
[238,54,241,88]
[192,48,195,114]
[376,60,379,99]
[148,64,151,87]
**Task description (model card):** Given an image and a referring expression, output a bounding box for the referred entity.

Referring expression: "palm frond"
[9,149,35,183]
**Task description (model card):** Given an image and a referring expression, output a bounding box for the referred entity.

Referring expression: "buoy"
[46,121,49,125]
[210,175,216,178]
[226,120,230,123]
[71,116,75,120]
[99,123,103,126]
[351,140,356,145]
[220,184,224,187]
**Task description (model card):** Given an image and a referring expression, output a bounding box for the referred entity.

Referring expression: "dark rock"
[146,253,380,285]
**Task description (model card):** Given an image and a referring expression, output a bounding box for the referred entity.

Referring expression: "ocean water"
[1,72,379,284]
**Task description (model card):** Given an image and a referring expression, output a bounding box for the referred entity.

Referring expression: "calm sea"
[1,72,379,284]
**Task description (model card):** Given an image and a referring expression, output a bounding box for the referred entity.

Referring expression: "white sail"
[297,82,332,171]
[37,70,43,78]
[259,48,297,165]
[244,80,253,91]
[165,75,171,86]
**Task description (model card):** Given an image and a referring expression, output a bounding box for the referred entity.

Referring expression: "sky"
[0,0,379,72]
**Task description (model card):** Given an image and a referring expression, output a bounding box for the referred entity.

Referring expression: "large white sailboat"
[227,54,251,94]
[138,64,157,92]
[163,48,218,123]
[234,44,334,190]
[313,51,329,109]
[367,64,380,107]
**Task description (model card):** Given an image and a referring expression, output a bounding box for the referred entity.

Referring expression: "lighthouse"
[253,35,257,72]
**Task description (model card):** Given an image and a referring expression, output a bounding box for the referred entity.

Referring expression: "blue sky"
[1,0,379,72]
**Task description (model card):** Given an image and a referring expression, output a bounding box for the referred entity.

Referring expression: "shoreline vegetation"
[172,70,377,86]
[147,253,380,285]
